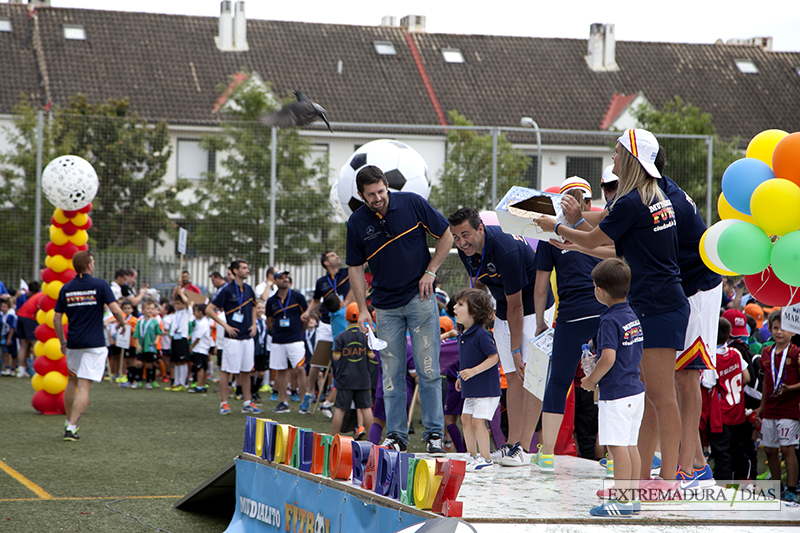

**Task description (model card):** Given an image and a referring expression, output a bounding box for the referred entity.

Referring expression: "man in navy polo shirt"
[346,165,453,455]
[206,259,261,416]
[54,251,126,441]
[448,207,554,465]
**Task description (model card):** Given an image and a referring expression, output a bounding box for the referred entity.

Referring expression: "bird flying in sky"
[259,91,332,132]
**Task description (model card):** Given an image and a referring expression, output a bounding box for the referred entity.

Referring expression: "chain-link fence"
[0,106,739,303]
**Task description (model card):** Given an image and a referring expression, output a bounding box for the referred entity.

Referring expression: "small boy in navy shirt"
[454,288,500,472]
[582,258,645,516]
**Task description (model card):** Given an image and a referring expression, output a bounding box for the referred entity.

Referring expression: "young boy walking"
[132,300,163,389]
[582,258,645,516]
[188,303,212,394]
[331,303,374,437]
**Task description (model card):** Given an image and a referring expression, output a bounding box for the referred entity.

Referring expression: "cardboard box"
[494,186,569,242]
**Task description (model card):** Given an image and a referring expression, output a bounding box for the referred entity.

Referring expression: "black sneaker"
[380,435,408,452]
[64,429,80,441]
[426,433,446,457]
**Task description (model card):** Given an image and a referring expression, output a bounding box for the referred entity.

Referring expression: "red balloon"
[45,242,59,257]
[62,209,78,218]
[34,323,57,342]
[32,390,65,415]
[50,216,64,228]
[75,216,92,230]
[61,221,78,236]
[56,356,68,375]
[544,186,561,194]
[42,268,57,284]
[79,203,92,214]
[59,242,79,260]
[39,295,56,312]
[58,269,76,284]
[773,132,800,188]
[78,244,89,251]
[33,354,58,375]
[744,266,800,307]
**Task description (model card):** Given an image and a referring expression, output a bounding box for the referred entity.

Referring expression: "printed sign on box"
[523,328,553,401]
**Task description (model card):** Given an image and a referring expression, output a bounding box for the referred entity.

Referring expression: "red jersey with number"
[715,347,746,425]
[760,343,800,420]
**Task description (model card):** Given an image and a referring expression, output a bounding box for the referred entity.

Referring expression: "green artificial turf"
[0,376,427,532]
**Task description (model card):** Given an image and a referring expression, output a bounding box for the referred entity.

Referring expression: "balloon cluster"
[30,204,92,414]
[701,130,800,306]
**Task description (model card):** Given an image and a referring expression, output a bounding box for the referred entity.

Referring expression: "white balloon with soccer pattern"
[333,139,431,218]
[41,155,99,210]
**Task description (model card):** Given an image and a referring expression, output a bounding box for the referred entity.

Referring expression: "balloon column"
[31,155,98,414]
[702,130,800,306]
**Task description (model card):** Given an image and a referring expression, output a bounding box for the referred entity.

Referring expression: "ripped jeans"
[374,293,443,446]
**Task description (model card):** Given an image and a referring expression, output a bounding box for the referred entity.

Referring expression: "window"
[524,156,540,189]
[566,157,603,199]
[0,18,11,32]
[734,59,758,74]
[63,25,86,40]
[373,41,396,56]
[177,139,214,182]
[441,48,465,63]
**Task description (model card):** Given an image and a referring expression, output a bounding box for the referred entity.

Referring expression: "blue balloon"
[721,158,775,215]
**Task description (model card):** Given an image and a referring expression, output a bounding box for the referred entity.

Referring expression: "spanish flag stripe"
[629,130,638,157]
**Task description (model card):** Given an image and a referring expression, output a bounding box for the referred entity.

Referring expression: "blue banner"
[225,458,429,533]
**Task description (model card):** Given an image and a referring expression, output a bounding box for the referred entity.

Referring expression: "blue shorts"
[638,302,690,350]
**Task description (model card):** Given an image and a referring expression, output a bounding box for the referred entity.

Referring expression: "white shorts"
[760,418,800,448]
[221,337,255,374]
[494,308,553,373]
[598,392,645,446]
[66,347,109,382]
[677,283,722,370]
[462,396,501,421]
[269,341,306,370]
[316,321,333,343]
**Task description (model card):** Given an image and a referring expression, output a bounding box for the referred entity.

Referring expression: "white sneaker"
[466,455,494,472]
[490,444,512,462]
[497,443,528,467]
[16,368,30,378]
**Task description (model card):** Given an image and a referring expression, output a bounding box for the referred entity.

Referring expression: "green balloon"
[770,231,800,287]
[717,222,772,275]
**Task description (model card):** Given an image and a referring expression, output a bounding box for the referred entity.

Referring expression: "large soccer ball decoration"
[333,139,431,218]
[41,155,99,210]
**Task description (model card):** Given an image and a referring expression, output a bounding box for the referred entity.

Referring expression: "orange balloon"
[773,132,800,187]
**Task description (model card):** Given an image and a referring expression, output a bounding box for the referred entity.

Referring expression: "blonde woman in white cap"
[536,129,689,498]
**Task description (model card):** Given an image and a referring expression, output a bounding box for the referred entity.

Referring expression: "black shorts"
[254,354,268,372]
[110,346,122,357]
[161,349,171,360]
[334,389,372,410]
[137,351,157,364]
[122,348,136,359]
[171,338,190,363]
[16,316,38,341]
[191,352,208,371]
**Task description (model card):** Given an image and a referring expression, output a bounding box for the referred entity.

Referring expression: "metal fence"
[0,110,736,303]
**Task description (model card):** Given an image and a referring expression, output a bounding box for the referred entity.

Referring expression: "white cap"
[601,164,619,184]
[559,176,592,199]
[617,129,661,179]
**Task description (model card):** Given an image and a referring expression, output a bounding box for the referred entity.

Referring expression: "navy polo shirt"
[535,241,606,321]
[54,274,116,349]
[456,225,554,321]
[599,188,687,317]
[333,324,371,390]
[660,176,722,298]
[346,191,449,309]
[211,281,256,340]
[458,324,501,398]
[312,268,351,324]
[596,302,645,401]
[266,289,308,344]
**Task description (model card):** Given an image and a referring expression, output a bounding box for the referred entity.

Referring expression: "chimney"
[28,0,51,10]
[217,1,233,50]
[233,1,248,50]
[725,36,773,51]
[400,15,426,33]
[380,15,397,27]
[586,23,618,72]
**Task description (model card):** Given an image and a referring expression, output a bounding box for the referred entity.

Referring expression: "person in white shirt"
[189,303,213,394]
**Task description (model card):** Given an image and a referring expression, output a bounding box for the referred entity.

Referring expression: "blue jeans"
[375,293,444,446]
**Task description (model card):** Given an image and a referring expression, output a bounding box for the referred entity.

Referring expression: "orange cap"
[439,316,454,333]
[346,302,359,322]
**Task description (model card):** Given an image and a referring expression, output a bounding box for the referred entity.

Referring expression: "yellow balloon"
[718,192,756,224]
[746,129,789,169]
[699,229,738,276]
[71,212,88,226]
[44,309,65,328]
[50,225,69,246]
[45,255,52,268]
[43,371,67,394]
[69,229,88,246]
[50,255,69,273]
[44,338,63,360]
[31,373,45,391]
[53,209,69,224]
[750,178,800,236]
[33,340,46,357]
[46,280,64,300]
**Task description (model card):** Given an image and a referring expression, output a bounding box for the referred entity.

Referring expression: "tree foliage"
[429,111,530,218]
[633,96,740,221]
[181,75,334,267]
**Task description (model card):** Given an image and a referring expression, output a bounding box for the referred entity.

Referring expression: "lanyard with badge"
[327,272,340,299]
[468,244,486,288]
[232,283,245,323]
[770,344,789,396]
[278,290,292,328]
